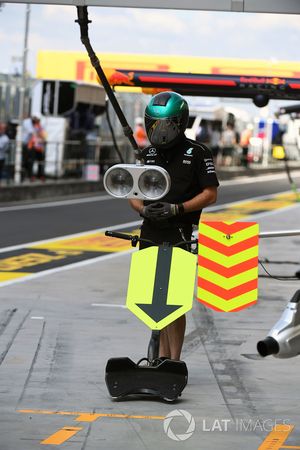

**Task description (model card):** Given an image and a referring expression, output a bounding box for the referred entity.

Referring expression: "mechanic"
[129,91,219,361]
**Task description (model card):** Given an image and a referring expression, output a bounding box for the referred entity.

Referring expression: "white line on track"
[0,249,134,288]
[0,171,299,212]
[220,171,300,186]
[91,303,127,308]
[0,189,296,254]
[0,219,142,254]
[0,194,112,212]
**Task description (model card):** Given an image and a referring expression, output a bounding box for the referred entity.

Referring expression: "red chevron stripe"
[202,221,257,234]
[230,300,257,312]
[198,256,258,277]
[198,298,257,312]
[198,234,258,256]
[197,277,258,300]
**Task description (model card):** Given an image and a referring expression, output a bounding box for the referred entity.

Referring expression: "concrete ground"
[0,205,300,449]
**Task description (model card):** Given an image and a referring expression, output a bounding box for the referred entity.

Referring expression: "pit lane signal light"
[103,164,171,200]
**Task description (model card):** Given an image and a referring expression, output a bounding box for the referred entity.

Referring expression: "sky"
[0,4,300,76]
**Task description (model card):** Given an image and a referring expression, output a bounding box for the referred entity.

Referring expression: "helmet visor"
[145,115,182,147]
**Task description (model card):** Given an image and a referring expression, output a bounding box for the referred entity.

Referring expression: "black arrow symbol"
[136,245,181,322]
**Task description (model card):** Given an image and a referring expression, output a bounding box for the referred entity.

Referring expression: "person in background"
[0,122,10,183]
[221,123,236,166]
[210,121,222,165]
[134,117,148,149]
[27,117,47,181]
[22,115,36,181]
[196,119,211,145]
[240,124,253,167]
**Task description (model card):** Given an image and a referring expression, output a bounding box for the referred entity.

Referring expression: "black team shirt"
[141,136,219,225]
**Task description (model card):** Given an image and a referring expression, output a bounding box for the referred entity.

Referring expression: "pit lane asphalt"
[0,203,300,449]
[0,172,300,247]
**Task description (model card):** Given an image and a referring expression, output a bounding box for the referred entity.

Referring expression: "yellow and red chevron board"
[197,221,259,312]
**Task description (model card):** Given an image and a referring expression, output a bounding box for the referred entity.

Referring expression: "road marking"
[1,173,299,212]
[18,408,165,445]
[0,194,112,212]
[0,190,295,254]
[202,192,298,222]
[258,424,299,449]
[40,426,83,445]
[0,220,142,254]
[0,191,299,288]
[91,303,127,308]
[18,410,300,448]
[220,171,300,186]
[0,250,134,288]
[18,408,165,420]
[74,413,103,422]
[0,189,295,254]
[0,271,28,281]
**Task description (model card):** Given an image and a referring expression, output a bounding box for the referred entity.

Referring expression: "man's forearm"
[128,198,144,214]
[182,187,217,213]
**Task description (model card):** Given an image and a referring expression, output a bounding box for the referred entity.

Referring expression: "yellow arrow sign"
[126,246,196,330]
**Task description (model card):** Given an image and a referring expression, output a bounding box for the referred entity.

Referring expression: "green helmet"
[145,92,189,149]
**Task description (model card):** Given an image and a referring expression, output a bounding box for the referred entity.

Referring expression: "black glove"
[142,202,184,221]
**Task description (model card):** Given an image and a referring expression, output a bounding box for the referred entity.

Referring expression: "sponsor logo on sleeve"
[204,158,216,173]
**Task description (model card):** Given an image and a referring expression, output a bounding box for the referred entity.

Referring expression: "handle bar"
[105,231,133,241]
[105,231,198,248]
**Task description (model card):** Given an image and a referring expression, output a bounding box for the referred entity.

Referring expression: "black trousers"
[0,159,5,180]
[22,145,35,179]
[35,150,45,178]
[139,220,193,251]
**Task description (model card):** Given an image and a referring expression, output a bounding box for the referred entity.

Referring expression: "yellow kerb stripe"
[32,232,132,253]
[202,211,249,221]
[0,272,29,281]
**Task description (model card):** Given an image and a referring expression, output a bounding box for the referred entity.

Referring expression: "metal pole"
[259,230,300,239]
[75,7,142,162]
[14,4,30,184]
